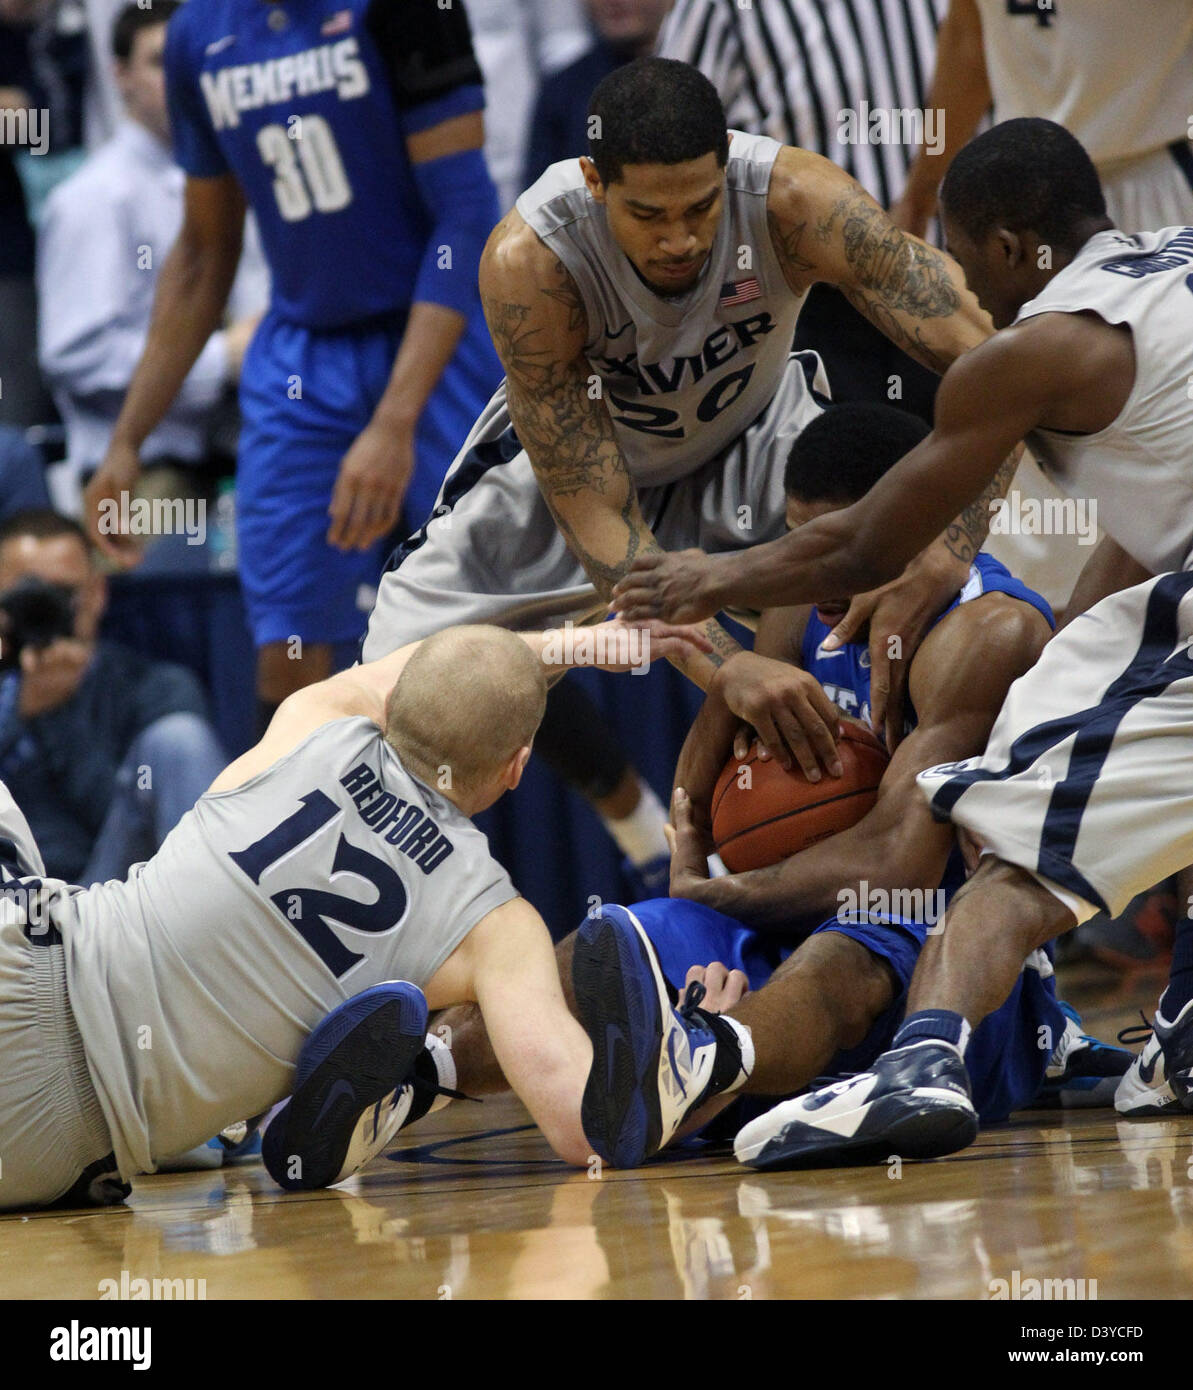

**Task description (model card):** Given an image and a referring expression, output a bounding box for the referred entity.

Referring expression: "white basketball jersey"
[516,131,807,487]
[976,0,1193,167]
[56,717,517,1178]
[1014,226,1193,575]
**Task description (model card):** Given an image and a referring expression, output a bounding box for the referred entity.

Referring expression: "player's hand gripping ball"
[711,720,890,872]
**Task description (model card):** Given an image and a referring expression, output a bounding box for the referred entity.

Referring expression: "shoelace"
[678,979,707,1021]
[406,1072,480,1105]
[1117,1010,1154,1048]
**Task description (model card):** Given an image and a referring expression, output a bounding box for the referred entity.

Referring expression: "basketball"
[710,721,890,872]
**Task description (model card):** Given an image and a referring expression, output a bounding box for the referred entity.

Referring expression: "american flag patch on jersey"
[719,278,761,307]
[321,9,352,35]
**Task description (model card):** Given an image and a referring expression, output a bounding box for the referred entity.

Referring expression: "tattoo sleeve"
[942,451,1018,565]
[815,190,965,374]
[482,256,740,675]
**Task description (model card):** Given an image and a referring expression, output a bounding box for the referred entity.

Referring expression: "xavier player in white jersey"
[363,56,1010,757]
[0,617,755,1210]
[614,118,1193,1166]
[895,0,1193,240]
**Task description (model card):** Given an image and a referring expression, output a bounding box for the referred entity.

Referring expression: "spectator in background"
[37,1,263,510]
[521,0,670,191]
[466,0,590,210]
[0,8,52,428]
[0,509,225,883]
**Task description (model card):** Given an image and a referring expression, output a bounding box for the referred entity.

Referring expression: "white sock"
[425,1031,456,1114]
[605,779,669,865]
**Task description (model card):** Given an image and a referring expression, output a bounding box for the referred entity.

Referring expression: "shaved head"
[385,627,548,794]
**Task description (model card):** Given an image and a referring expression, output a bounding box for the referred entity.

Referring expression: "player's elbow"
[546,1119,595,1169]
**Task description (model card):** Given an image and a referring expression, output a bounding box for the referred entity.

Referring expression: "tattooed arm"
[759,150,1014,743]
[766,148,990,372]
[479,210,741,687]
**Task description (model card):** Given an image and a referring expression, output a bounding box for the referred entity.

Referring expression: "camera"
[0,577,78,672]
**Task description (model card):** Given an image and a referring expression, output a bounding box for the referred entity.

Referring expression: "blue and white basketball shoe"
[735,1040,978,1170]
[572,905,753,1169]
[264,982,428,1192]
[1117,997,1193,1116]
[327,1030,465,1179]
[1027,1002,1133,1110]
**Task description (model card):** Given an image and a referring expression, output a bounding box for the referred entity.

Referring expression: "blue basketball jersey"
[164,0,484,328]
[800,552,1055,734]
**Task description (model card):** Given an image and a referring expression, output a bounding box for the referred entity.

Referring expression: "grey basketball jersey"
[56,717,517,1179]
[516,131,807,487]
[1015,226,1193,574]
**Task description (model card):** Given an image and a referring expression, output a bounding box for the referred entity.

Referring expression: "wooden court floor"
[4,961,1193,1301]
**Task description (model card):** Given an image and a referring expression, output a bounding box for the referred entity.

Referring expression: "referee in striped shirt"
[658,0,948,421]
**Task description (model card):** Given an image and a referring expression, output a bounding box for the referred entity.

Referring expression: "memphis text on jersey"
[200,38,368,130]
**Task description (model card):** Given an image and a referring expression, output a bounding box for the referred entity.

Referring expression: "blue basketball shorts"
[236,301,499,647]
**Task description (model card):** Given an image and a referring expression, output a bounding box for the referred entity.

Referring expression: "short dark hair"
[784,403,930,503]
[587,58,728,185]
[112,0,180,61]
[0,508,90,554]
[941,118,1107,252]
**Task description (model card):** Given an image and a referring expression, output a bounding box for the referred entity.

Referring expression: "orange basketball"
[710,721,890,872]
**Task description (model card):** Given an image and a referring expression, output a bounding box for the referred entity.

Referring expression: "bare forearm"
[546,502,741,685]
[706,430,1016,612]
[900,0,991,217]
[833,233,986,374]
[941,447,1018,565]
[704,817,950,931]
[110,236,235,449]
[803,193,988,372]
[371,301,466,432]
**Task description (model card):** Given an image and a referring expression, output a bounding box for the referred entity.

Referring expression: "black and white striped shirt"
[657,0,946,210]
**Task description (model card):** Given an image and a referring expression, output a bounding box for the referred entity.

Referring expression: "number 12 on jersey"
[229,790,407,977]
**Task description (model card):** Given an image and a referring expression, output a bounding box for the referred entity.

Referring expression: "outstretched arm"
[430,895,594,1166]
[764,149,1016,744]
[208,618,710,793]
[613,317,1086,623]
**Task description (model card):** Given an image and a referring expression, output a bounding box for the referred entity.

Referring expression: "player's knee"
[967,596,1051,679]
[959,856,1075,949]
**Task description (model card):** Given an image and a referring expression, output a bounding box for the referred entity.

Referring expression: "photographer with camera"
[0,509,225,883]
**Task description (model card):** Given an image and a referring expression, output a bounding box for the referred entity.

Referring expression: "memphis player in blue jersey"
[86,0,502,717]
[425,403,1130,1166]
